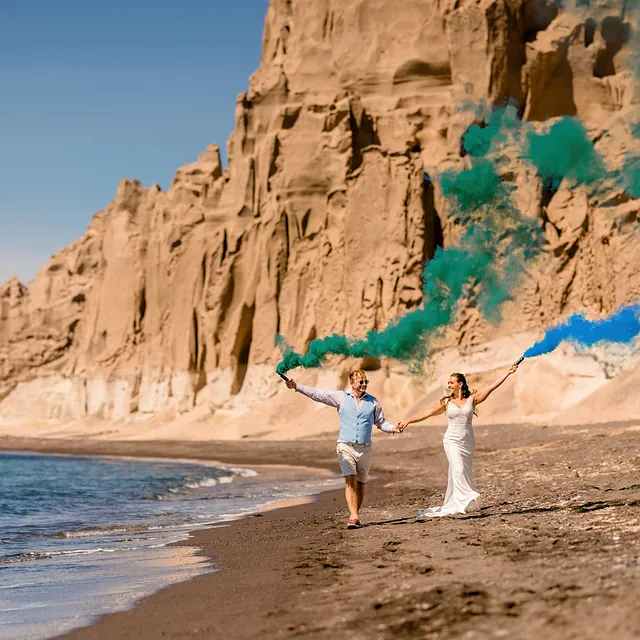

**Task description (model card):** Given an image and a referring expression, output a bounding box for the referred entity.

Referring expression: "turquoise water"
[0,451,340,639]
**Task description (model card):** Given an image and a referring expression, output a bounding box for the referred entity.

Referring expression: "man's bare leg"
[356,481,366,512]
[344,475,359,521]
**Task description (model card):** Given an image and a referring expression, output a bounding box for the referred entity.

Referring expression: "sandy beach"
[2,0,640,637]
[2,416,638,640]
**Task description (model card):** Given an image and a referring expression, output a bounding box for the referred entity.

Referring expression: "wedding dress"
[417,396,481,517]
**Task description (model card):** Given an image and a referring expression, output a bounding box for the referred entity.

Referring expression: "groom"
[285,369,401,528]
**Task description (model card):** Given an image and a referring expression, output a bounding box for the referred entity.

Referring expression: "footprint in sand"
[383,540,402,552]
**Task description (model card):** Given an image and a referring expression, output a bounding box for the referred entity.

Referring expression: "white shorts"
[336,442,372,483]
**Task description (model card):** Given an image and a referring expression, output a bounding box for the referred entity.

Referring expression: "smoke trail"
[276,105,543,375]
[517,1,640,361]
[460,100,608,192]
[523,302,640,358]
[524,118,606,191]
[277,222,539,374]
[274,96,631,375]
[440,159,500,210]
[458,100,522,158]
[622,155,640,198]
[622,0,640,196]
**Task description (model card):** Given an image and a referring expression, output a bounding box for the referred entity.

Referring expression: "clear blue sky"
[0,0,269,285]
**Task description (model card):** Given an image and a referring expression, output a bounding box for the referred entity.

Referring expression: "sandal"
[346,519,361,529]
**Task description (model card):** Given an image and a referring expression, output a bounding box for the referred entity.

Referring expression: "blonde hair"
[348,369,367,382]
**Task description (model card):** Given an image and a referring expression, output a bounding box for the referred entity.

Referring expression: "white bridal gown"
[417,396,481,517]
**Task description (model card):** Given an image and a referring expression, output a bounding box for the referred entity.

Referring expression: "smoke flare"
[276,106,543,375]
[275,95,634,375]
[523,303,640,359]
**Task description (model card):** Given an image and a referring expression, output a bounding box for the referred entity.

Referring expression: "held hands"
[396,420,409,433]
[285,379,297,391]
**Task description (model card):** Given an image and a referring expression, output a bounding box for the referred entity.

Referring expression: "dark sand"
[2,418,639,639]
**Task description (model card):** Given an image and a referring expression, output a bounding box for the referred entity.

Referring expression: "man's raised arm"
[285,378,342,409]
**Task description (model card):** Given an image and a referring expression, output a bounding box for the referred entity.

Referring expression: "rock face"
[1,0,639,427]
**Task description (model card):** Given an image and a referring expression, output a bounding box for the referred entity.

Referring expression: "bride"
[397,365,518,516]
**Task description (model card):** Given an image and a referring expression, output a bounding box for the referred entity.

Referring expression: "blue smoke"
[524,302,640,358]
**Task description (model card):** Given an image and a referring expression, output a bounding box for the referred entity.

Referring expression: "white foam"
[184,477,219,489]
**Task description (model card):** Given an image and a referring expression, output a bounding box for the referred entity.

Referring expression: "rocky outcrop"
[0,0,638,428]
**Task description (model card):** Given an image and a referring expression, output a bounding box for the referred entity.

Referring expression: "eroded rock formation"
[1,0,638,427]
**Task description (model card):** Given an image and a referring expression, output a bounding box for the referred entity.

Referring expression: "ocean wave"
[0,546,139,564]
[224,466,258,478]
[50,524,150,539]
[0,581,39,590]
[184,477,219,489]
[167,465,258,494]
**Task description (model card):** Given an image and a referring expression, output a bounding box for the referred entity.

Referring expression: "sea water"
[0,451,340,639]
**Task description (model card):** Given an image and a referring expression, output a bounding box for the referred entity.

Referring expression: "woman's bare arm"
[473,365,517,406]
[397,401,446,432]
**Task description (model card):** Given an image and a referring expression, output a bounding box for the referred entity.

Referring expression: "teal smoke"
[275,95,633,374]
[276,105,542,374]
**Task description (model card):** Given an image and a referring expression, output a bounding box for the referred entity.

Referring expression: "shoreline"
[61,478,348,640]
[4,421,640,639]
[0,434,341,471]
[2,437,347,640]
[1,447,341,482]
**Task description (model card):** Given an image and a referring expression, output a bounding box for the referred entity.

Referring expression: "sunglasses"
[356,379,369,385]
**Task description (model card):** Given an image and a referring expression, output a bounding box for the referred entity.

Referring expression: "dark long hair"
[452,372,473,398]
[441,373,478,415]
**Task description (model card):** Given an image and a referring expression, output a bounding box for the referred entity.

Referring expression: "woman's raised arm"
[473,365,518,406]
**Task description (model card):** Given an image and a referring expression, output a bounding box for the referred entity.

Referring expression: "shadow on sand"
[358,496,639,528]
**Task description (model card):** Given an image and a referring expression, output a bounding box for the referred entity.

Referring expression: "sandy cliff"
[1,0,639,437]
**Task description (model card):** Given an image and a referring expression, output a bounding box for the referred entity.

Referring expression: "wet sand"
[2,417,639,639]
